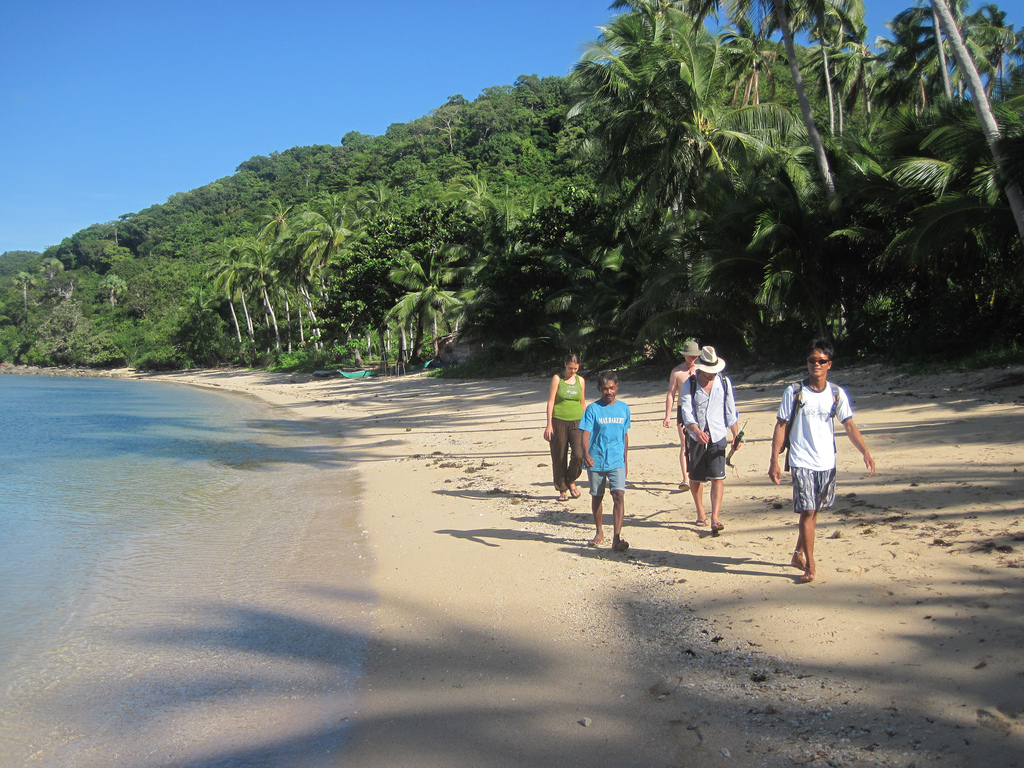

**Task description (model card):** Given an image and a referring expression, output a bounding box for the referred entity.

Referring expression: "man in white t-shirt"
[768,339,875,583]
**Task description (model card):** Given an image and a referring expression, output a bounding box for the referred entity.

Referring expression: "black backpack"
[781,380,839,471]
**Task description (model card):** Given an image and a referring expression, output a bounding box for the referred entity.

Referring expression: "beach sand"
[138,364,1024,767]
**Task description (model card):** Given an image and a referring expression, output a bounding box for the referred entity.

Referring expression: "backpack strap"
[782,380,804,472]
[721,376,730,425]
[688,376,702,430]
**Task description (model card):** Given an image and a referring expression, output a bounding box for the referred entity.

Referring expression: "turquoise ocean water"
[0,375,372,768]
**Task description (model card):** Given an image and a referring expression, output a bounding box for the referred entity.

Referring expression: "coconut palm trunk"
[261,288,281,350]
[930,4,954,99]
[776,0,838,199]
[228,301,242,344]
[931,0,1024,242]
[240,292,255,342]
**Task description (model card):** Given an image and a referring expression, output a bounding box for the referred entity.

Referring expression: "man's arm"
[680,384,710,444]
[842,419,875,477]
[768,419,787,484]
[623,433,628,476]
[581,430,594,468]
[663,371,682,427]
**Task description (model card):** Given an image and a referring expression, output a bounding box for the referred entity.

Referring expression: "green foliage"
[6,2,1024,372]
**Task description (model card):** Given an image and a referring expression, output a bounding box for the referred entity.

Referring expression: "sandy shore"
[136,364,1024,767]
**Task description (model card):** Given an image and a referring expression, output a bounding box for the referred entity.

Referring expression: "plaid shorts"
[791,467,837,513]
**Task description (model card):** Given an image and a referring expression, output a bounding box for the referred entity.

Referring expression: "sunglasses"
[807,357,831,365]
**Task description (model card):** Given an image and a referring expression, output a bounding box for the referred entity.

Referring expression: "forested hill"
[3,1,1024,372]
[47,75,582,270]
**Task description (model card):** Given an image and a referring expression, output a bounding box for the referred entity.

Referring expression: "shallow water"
[0,375,372,767]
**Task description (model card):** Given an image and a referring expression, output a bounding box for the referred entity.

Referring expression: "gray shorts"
[588,466,626,495]
[791,467,837,513]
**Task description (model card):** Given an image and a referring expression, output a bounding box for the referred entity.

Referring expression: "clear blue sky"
[1,0,1020,255]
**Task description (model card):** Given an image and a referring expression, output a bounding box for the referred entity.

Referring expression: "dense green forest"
[2,0,1023,371]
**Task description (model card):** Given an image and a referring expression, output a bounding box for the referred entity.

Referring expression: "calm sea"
[0,375,372,768]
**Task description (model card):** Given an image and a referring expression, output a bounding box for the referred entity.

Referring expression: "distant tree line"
[2,0,1022,371]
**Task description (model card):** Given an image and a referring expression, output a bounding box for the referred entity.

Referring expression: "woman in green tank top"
[544,353,586,501]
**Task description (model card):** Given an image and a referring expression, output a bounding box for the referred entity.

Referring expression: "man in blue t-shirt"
[580,370,631,551]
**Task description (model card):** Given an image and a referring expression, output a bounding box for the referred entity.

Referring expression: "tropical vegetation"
[2,0,1022,371]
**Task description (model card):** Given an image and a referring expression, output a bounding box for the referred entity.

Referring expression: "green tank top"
[553,376,583,421]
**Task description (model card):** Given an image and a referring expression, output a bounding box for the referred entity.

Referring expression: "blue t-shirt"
[579,399,630,471]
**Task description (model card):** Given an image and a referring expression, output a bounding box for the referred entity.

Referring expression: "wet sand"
[138,365,1024,767]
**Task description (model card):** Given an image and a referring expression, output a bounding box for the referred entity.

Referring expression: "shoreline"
[0,375,374,768]
[122,365,1024,766]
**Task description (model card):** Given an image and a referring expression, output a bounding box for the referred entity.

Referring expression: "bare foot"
[791,551,807,570]
[612,537,629,552]
[587,534,605,547]
[799,565,816,583]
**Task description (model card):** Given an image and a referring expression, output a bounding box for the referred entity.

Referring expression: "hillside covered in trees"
[2,0,1023,371]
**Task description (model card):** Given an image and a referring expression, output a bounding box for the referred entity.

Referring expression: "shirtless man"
[662,340,700,488]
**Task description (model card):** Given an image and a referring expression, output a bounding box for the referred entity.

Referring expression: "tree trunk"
[228,300,242,344]
[284,292,292,353]
[240,293,255,341]
[261,288,281,350]
[930,4,954,100]
[818,24,836,135]
[932,0,1024,242]
[347,329,363,367]
[777,2,837,200]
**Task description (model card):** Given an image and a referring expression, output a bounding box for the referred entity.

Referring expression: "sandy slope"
[137,364,1024,767]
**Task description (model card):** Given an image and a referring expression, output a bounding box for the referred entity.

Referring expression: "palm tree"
[571,4,794,218]
[830,19,880,130]
[207,240,255,346]
[13,271,35,328]
[678,0,841,198]
[931,0,1024,241]
[876,4,955,112]
[797,0,865,136]
[964,3,1023,98]
[387,245,466,361]
[721,16,777,107]
[296,195,361,297]
[100,274,127,308]
[235,237,282,351]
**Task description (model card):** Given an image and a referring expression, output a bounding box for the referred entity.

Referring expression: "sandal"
[612,538,630,552]
[557,492,569,502]
[569,486,581,499]
[695,517,709,526]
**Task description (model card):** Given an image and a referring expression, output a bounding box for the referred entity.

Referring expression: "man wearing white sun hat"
[679,346,739,534]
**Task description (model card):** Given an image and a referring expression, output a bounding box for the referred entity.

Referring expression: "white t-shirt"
[777,381,853,471]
